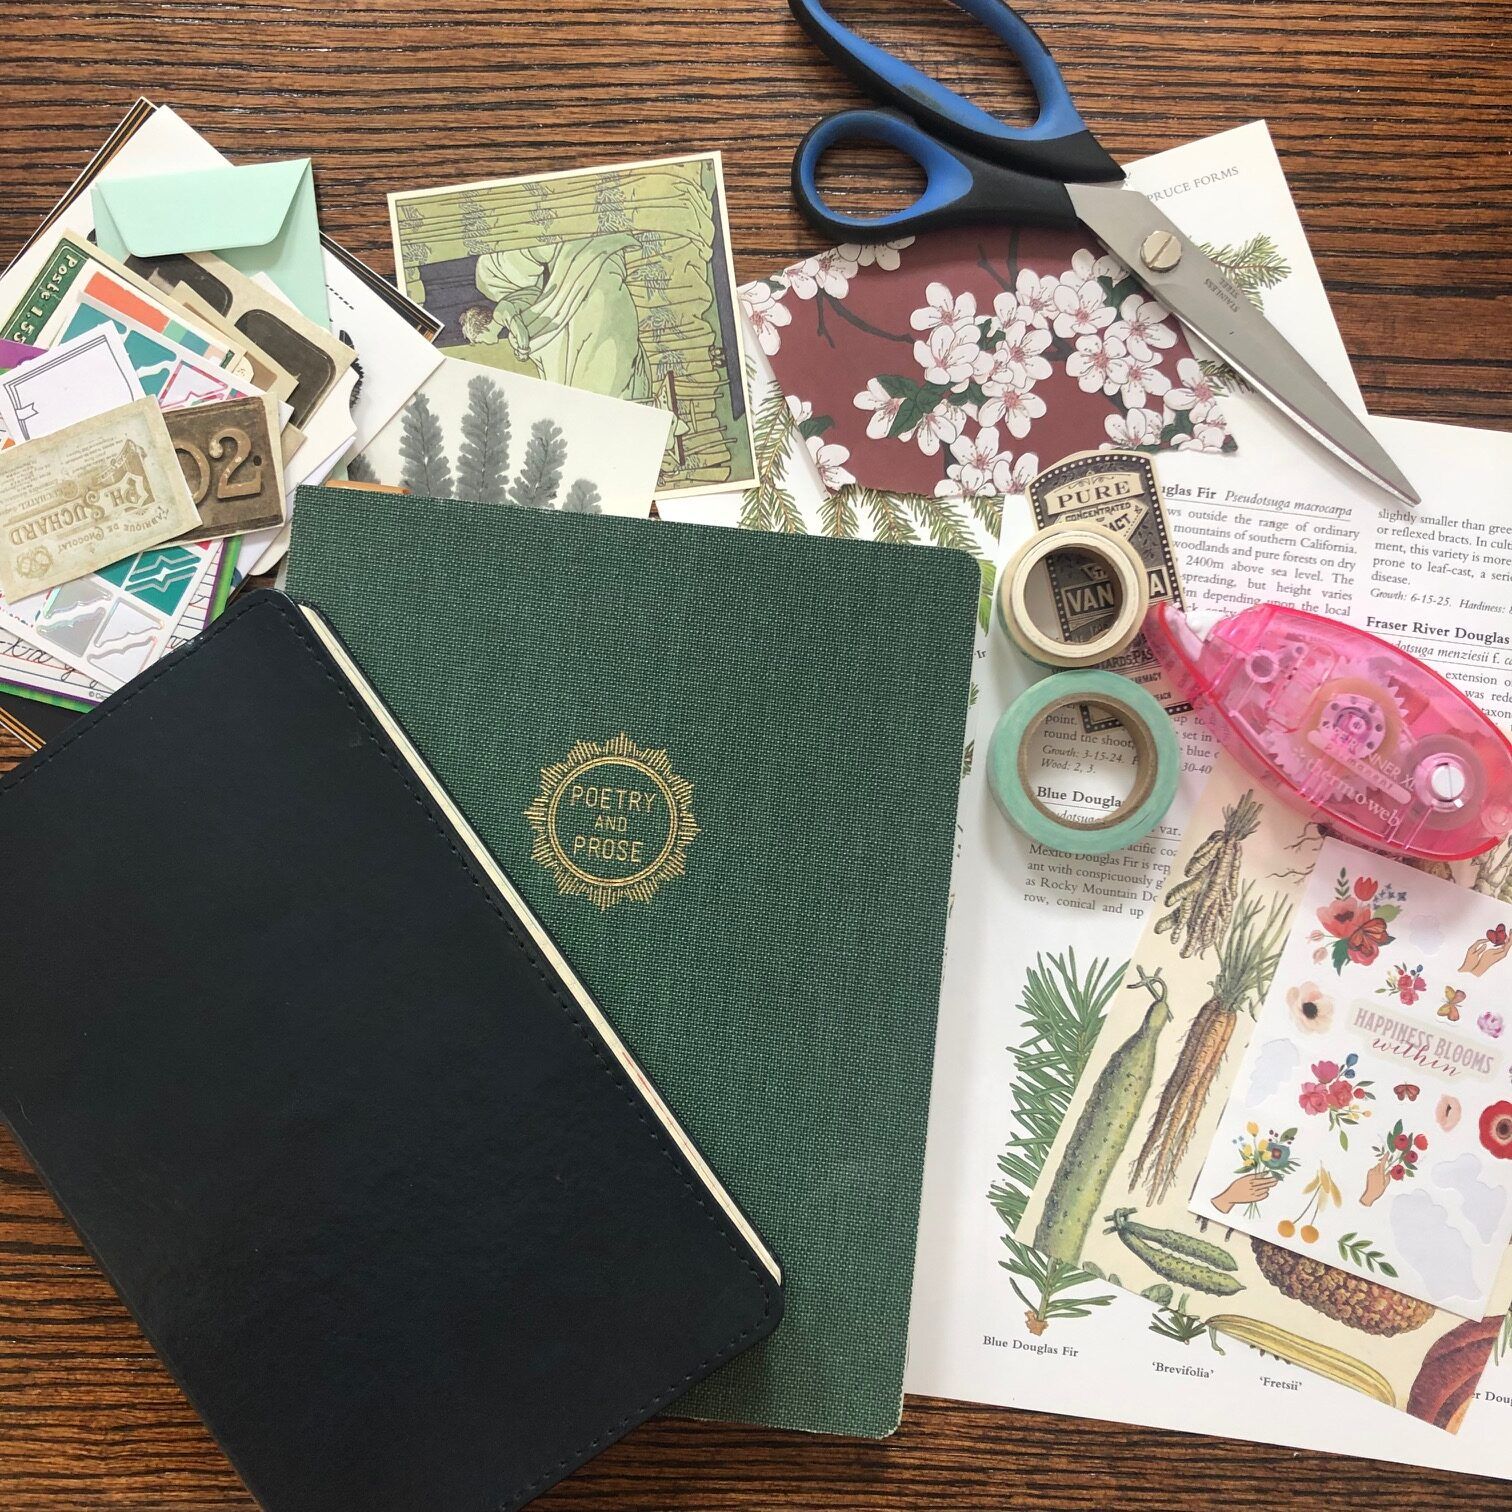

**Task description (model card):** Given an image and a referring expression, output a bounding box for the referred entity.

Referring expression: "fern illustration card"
[350,355,672,517]
[1190,838,1512,1320]
[388,154,754,497]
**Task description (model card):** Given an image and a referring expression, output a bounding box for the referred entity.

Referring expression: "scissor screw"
[1139,230,1182,272]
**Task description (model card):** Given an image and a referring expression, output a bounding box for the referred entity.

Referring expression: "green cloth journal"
[285,486,978,1438]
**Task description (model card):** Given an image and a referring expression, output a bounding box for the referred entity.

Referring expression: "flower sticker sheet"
[746,228,1235,503]
[1191,839,1512,1318]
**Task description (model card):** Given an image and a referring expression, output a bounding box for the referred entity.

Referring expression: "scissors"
[788,0,1421,507]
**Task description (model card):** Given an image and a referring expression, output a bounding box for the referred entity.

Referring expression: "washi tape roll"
[997,521,1149,667]
[987,670,1179,855]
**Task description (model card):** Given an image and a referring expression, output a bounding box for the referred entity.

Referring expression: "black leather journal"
[0,591,782,1511]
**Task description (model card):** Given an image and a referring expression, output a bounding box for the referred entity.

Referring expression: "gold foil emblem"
[526,733,699,909]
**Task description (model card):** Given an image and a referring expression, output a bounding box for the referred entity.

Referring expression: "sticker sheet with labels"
[1191,837,1512,1319]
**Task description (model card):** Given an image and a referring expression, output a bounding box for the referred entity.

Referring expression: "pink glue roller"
[1144,602,1512,862]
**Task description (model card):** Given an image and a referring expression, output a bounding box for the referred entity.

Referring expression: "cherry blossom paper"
[742,228,1234,501]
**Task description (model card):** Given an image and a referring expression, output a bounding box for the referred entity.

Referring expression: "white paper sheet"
[904,122,1512,1478]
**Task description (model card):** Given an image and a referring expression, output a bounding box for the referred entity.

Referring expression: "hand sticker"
[1210,1172,1278,1214]
[1461,923,1510,977]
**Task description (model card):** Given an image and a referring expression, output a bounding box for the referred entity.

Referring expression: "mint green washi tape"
[988,670,1179,855]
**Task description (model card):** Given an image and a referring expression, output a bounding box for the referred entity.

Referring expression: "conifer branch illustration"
[990,951,1127,1230]
[561,479,602,514]
[740,386,800,532]
[457,375,510,503]
[398,391,453,497]
[508,419,567,509]
[858,489,919,546]
[1195,232,1291,304]
[344,450,377,484]
[1189,232,1290,395]
[967,491,1003,542]
[770,489,805,533]
[910,492,975,553]
[1199,355,1251,397]
[1000,1235,1116,1336]
[990,951,1124,1334]
[977,559,997,635]
[818,486,859,538]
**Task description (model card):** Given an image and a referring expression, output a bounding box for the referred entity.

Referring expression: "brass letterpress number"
[174,441,212,506]
[209,426,263,500]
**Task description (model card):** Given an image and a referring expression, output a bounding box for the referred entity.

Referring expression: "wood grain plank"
[0,0,1509,1503]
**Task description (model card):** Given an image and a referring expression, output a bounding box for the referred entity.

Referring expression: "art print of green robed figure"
[462,239,652,404]
[390,154,756,495]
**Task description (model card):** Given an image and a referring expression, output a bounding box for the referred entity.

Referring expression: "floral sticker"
[1315,869,1400,973]
[1210,1120,1297,1218]
[1478,1010,1504,1039]
[753,228,1235,500]
[1361,1118,1428,1205]
[1378,962,1426,1006]
[1285,980,1333,1034]
[1297,1053,1375,1148]
[1481,1101,1512,1159]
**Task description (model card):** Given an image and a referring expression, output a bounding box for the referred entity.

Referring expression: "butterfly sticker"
[1394,1083,1421,1101]
[1439,986,1467,1022]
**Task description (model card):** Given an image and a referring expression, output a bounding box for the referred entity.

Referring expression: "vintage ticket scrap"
[163,394,286,540]
[1027,448,1190,727]
[0,397,199,598]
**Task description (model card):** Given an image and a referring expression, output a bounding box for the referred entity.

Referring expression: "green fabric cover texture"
[285,486,978,1438]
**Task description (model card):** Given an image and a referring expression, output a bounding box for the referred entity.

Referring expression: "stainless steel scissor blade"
[1069,182,1421,507]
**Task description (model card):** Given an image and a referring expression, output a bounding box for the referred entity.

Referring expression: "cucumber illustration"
[1105,1207,1244,1296]
[1032,967,1172,1263]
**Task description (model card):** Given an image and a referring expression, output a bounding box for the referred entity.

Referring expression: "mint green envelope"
[92,159,329,327]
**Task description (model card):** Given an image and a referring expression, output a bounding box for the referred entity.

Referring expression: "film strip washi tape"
[997,521,1149,668]
[987,670,1179,855]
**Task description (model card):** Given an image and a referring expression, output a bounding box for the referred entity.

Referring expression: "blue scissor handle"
[789,0,1123,184]
[793,109,1080,242]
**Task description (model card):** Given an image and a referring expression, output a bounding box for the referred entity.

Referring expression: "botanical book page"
[904,120,1512,1478]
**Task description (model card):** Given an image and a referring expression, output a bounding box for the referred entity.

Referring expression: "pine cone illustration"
[1250,1238,1433,1336]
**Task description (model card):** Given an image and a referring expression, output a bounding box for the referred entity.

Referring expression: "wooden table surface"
[1,0,1509,1505]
